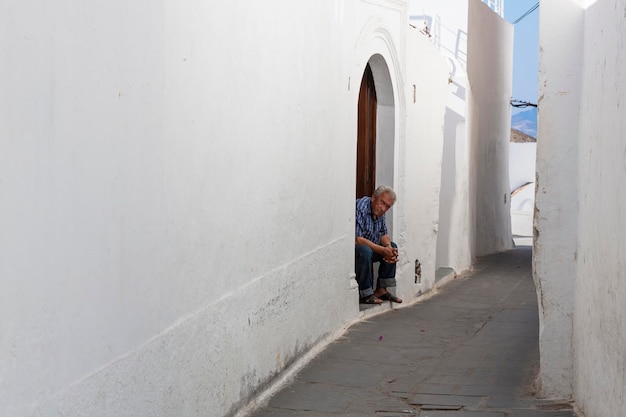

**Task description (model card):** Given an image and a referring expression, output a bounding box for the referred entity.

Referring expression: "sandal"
[378,292,403,303]
[360,294,383,304]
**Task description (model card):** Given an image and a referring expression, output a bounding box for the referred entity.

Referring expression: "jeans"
[355,242,397,298]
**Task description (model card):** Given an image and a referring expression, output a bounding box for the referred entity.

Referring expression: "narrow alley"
[245,247,577,417]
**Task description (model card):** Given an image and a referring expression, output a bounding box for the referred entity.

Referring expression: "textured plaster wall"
[509,143,537,192]
[467,0,514,256]
[0,1,450,416]
[510,143,536,236]
[401,28,450,296]
[534,0,583,399]
[573,1,626,416]
[538,1,626,413]
[409,0,514,271]
[408,0,474,274]
[0,2,355,415]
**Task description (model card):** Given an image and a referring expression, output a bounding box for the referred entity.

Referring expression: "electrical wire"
[513,2,539,24]
[510,99,537,108]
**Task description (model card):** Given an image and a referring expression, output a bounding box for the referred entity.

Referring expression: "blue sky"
[503,1,539,113]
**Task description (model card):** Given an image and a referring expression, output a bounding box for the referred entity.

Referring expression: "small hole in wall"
[415,259,422,283]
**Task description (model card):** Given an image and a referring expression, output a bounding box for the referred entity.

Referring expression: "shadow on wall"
[511,182,534,237]
[436,105,466,270]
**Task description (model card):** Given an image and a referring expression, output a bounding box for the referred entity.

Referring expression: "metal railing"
[483,0,504,17]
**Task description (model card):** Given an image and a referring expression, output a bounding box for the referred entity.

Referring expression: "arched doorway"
[356,55,396,228]
[356,63,377,199]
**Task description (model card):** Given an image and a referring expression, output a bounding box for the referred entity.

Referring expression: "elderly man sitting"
[355,185,402,305]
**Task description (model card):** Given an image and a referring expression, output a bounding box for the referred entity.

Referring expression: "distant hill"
[510,129,536,143]
[511,107,537,138]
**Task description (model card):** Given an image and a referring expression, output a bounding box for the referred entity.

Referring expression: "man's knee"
[355,244,373,261]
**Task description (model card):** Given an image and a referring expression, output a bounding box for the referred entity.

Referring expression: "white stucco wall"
[572,1,626,416]
[511,187,534,237]
[534,0,583,399]
[401,28,450,295]
[0,2,355,415]
[538,2,626,415]
[509,142,537,191]
[0,1,450,416]
[408,0,514,271]
[510,142,536,237]
[408,0,474,274]
[467,0,514,256]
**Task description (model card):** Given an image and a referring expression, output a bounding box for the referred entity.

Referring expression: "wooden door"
[356,64,377,198]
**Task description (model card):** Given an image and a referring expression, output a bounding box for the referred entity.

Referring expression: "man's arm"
[379,234,391,248]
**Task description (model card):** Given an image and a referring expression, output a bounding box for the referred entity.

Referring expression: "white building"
[535,1,626,416]
[0,1,514,416]
[409,0,514,276]
[509,130,536,238]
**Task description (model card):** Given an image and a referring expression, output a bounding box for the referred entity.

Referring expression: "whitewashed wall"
[511,186,534,237]
[467,0,514,256]
[408,0,514,271]
[534,0,583,400]
[509,143,537,191]
[510,142,536,237]
[401,28,450,295]
[572,1,626,416]
[0,1,450,416]
[538,2,626,416]
[408,0,474,274]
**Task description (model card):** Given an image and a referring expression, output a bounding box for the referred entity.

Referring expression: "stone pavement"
[246,247,578,417]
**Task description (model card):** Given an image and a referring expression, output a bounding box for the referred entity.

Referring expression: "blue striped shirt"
[355,196,388,245]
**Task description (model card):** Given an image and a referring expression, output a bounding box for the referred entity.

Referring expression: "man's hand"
[382,246,398,264]
[355,236,398,263]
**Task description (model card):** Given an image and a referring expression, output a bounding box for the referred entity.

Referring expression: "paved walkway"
[247,247,577,417]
